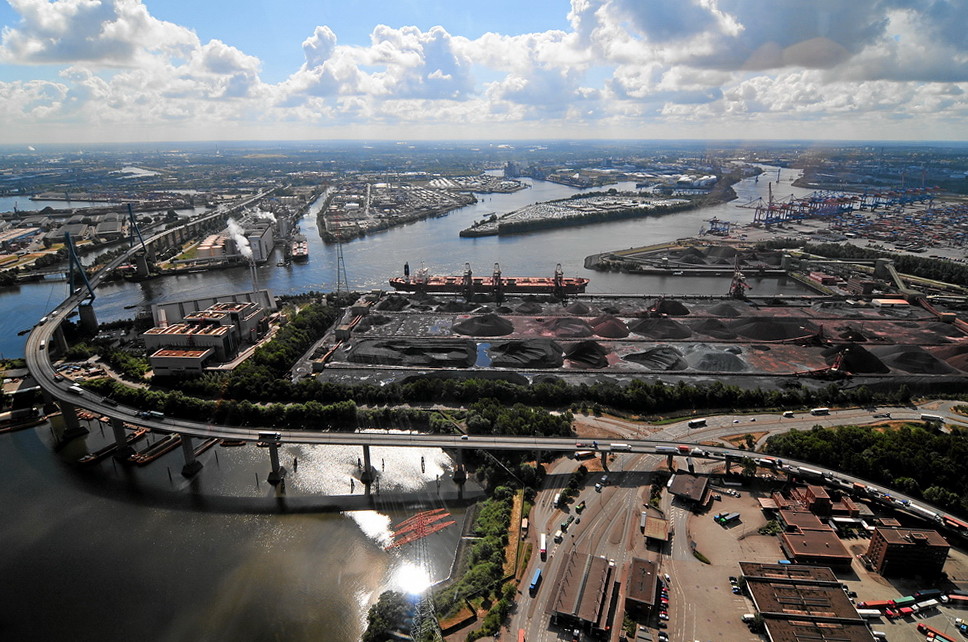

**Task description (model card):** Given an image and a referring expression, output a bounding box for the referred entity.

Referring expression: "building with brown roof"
[777,511,852,568]
[739,562,874,642]
[550,553,620,637]
[668,472,708,505]
[866,527,949,578]
[625,558,658,616]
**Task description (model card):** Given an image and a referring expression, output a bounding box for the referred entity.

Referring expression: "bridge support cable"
[126,203,147,253]
[64,231,95,303]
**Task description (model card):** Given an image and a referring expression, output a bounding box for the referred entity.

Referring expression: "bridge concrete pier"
[53,325,69,354]
[52,400,88,444]
[180,434,202,477]
[78,303,98,334]
[134,253,150,278]
[266,442,286,484]
[110,418,135,459]
[360,445,376,497]
[724,455,732,474]
[452,449,467,500]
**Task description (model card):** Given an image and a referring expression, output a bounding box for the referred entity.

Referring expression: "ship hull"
[389,275,588,295]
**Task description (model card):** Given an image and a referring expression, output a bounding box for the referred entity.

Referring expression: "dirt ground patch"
[720,431,769,448]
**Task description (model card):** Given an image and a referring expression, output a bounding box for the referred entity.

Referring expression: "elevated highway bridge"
[21,198,968,529]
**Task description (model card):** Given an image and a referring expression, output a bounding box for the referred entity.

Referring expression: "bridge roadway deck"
[21,197,968,526]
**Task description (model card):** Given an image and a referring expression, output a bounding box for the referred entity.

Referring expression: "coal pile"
[822,344,889,374]
[628,318,692,340]
[354,313,392,333]
[489,339,563,368]
[347,339,475,367]
[707,301,746,317]
[438,300,477,313]
[729,318,818,341]
[543,317,594,338]
[835,325,867,342]
[704,245,738,261]
[926,322,968,338]
[683,344,748,372]
[929,345,968,372]
[590,314,630,338]
[625,346,687,370]
[870,345,959,374]
[564,301,593,315]
[452,313,514,336]
[564,341,609,368]
[532,374,564,385]
[376,295,409,311]
[653,299,690,316]
[515,301,544,314]
[688,318,737,340]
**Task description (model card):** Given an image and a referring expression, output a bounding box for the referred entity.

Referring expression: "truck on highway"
[610,443,632,451]
[655,446,677,454]
[715,512,741,525]
[687,418,706,428]
[921,413,944,423]
[529,568,543,595]
[810,407,830,416]
[553,492,563,508]
[539,533,547,560]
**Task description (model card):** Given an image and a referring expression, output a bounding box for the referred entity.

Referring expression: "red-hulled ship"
[389,263,588,296]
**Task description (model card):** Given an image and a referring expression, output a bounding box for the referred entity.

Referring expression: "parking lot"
[649,479,968,642]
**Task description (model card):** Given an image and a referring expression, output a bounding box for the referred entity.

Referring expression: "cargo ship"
[389,263,589,296]
[290,235,309,262]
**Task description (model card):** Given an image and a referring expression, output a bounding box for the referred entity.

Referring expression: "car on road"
[657,634,669,642]
[732,419,740,423]
[664,573,671,582]
[594,483,602,492]
[658,613,669,620]
[732,586,742,594]
[729,576,738,584]
[460,434,469,440]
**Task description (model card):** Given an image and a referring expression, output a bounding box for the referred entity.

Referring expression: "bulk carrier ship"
[388,262,589,296]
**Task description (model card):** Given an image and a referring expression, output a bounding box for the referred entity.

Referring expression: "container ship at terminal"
[389,262,589,296]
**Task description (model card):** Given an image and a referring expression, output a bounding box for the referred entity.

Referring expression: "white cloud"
[0,0,198,66]
[1,0,968,141]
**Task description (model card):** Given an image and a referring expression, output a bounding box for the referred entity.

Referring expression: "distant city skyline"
[1,0,967,144]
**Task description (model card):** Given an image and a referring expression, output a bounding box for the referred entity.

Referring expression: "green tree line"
[764,422,968,516]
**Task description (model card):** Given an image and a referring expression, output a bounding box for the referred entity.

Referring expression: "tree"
[362,590,409,642]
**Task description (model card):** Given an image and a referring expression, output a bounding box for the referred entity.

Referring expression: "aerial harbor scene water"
[3,2,968,642]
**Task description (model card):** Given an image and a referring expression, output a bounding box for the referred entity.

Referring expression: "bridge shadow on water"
[71,463,486,515]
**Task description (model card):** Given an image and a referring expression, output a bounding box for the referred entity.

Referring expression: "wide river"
[0,166,811,641]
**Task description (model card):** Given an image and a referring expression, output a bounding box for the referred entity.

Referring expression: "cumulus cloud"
[0,0,198,66]
[1,0,968,140]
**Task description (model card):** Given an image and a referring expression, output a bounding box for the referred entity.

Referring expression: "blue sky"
[1,0,967,143]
